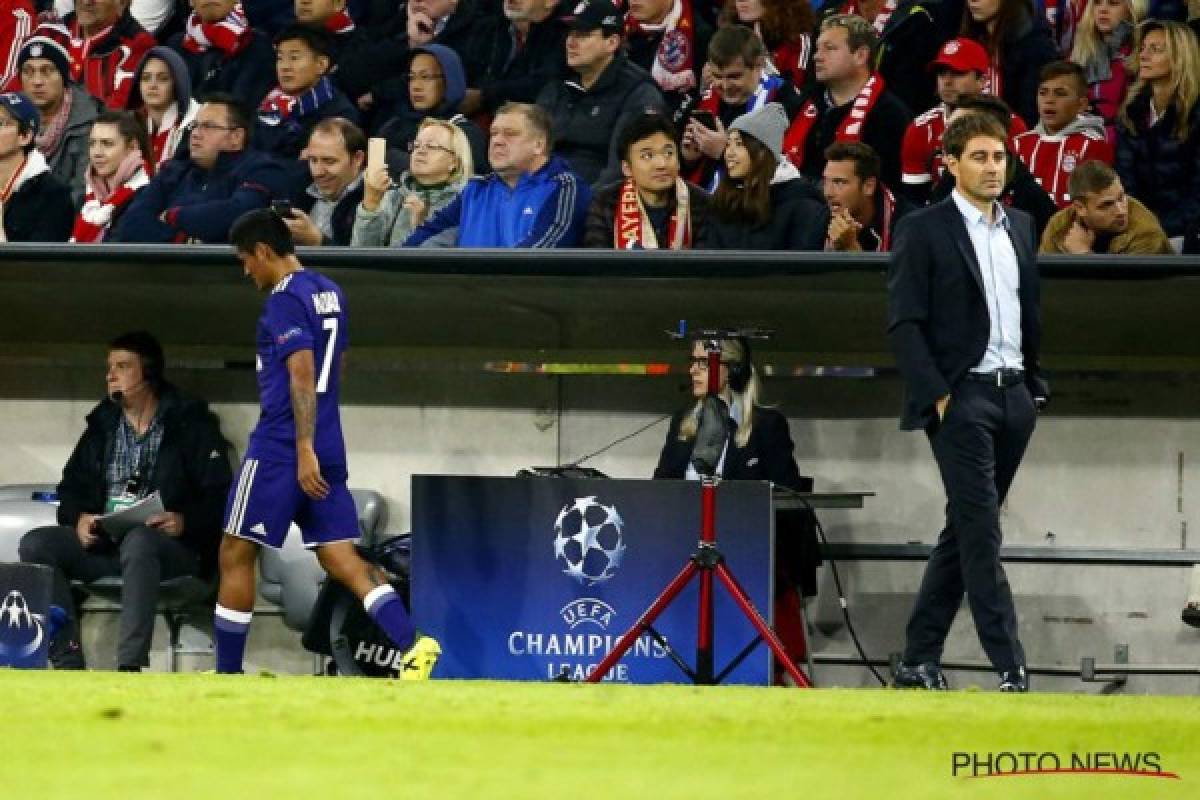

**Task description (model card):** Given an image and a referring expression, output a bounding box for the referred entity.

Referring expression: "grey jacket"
[47,85,102,209]
[350,172,465,247]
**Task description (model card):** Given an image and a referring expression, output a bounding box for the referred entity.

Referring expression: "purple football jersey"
[246,269,348,464]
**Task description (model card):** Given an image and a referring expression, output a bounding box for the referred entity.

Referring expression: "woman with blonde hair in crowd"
[1070,0,1147,145]
[719,0,815,88]
[1116,19,1200,246]
[351,118,473,247]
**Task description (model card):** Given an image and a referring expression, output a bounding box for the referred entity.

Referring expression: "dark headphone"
[726,337,753,394]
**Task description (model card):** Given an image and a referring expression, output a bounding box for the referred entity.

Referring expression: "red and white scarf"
[70,153,149,243]
[181,2,251,56]
[323,10,356,35]
[258,76,336,125]
[624,0,696,93]
[613,177,691,249]
[783,72,886,169]
[840,0,898,35]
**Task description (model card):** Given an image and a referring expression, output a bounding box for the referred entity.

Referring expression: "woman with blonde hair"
[1070,0,1147,144]
[351,118,473,247]
[1116,20,1200,243]
[653,335,819,679]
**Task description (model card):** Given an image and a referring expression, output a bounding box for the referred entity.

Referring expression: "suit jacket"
[887,195,1050,431]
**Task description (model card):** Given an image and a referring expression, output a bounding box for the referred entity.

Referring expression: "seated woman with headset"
[652,336,819,676]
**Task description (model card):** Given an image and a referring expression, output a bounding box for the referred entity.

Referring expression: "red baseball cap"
[928,37,989,74]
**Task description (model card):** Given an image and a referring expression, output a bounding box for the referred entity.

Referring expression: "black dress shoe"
[998,666,1029,692]
[893,661,949,690]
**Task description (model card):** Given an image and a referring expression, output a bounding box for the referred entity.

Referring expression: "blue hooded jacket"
[375,43,489,174]
[404,155,589,248]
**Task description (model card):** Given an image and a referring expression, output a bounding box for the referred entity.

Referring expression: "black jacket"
[3,167,74,242]
[697,177,829,251]
[470,8,569,112]
[653,405,820,595]
[167,28,277,112]
[995,13,1060,129]
[55,385,233,576]
[886,196,1049,431]
[794,85,913,191]
[1116,91,1200,238]
[536,51,667,187]
[294,180,365,246]
[583,180,712,248]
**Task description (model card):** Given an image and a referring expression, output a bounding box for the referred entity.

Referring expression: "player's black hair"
[230,208,295,256]
[108,330,164,390]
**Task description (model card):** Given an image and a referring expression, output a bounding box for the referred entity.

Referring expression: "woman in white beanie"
[697,102,828,251]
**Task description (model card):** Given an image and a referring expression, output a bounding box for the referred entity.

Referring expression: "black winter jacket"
[536,52,667,187]
[55,386,233,576]
[697,176,830,251]
[294,180,366,246]
[3,164,74,242]
[470,8,569,112]
[168,28,277,112]
[1116,91,1200,238]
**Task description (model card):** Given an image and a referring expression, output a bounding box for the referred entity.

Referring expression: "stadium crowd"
[0,0,1196,254]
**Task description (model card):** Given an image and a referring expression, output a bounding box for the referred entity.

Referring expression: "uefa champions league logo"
[0,590,48,659]
[552,496,626,586]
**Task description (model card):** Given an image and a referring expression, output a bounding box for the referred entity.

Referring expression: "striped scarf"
[181,3,252,56]
[258,76,335,126]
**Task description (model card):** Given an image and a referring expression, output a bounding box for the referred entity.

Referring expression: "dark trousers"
[902,380,1037,672]
[18,525,201,668]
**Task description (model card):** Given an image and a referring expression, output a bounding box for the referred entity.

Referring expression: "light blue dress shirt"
[951,190,1023,372]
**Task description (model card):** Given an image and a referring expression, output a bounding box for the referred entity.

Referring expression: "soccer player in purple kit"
[213,208,440,678]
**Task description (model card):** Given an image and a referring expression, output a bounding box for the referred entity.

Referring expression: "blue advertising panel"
[0,563,53,668]
[411,476,774,684]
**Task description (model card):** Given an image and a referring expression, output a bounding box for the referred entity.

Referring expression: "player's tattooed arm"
[287,350,330,500]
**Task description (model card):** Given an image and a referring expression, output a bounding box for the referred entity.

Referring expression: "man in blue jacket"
[111,94,290,243]
[405,102,589,248]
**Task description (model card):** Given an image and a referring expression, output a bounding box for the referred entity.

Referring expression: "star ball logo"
[0,590,48,661]
[552,496,626,586]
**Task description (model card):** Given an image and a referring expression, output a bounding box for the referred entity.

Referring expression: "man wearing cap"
[900,37,1027,206]
[15,34,101,208]
[781,14,912,191]
[0,91,74,240]
[536,0,666,187]
[28,1,156,110]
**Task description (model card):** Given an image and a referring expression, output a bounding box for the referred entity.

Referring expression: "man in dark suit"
[886,113,1050,693]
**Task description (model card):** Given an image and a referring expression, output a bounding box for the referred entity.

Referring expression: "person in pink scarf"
[71,109,151,241]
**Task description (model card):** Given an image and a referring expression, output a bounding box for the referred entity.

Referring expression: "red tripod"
[586,335,811,687]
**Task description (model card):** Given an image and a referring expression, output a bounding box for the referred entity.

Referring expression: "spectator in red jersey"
[0,0,36,88]
[822,140,914,252]
[782,14,912,191]
[30,2,156,109]
[71,109,151,241]
[1069,0,1146,147]
[718,0,815,88]
[1013,61,1112,208]
[126,48,200,170]
[960,0,1059,127]
[899,37,1028,205]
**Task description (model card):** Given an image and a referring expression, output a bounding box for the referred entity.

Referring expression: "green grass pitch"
[3,671,1198,799]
